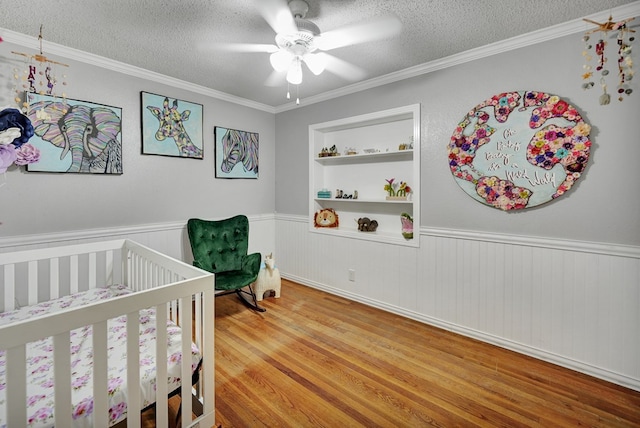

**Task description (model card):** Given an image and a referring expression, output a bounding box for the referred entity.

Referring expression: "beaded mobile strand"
[11,25,69,113]
[581,15,635,104]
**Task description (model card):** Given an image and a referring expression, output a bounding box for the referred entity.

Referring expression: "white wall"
[273,23,640,390]
[275,31,640,246]
[0,39,276,240]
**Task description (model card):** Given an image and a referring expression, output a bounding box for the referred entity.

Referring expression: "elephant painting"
[26,95,123,174]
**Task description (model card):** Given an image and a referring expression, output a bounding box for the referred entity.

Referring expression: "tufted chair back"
[187,215,250,274]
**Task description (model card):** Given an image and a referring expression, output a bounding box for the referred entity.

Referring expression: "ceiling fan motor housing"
[289,0,310,18]
[284,0,321,48]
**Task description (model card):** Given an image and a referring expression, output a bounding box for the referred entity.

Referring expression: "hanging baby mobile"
[448,91,591,211]
[581,15,635,104]
[11,25,69,113]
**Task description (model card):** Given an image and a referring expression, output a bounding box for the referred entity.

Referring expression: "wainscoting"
[1,214,638,391]
[275,214,640,392]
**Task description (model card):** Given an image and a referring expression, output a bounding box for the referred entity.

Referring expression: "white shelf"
[314,198,413,204]
[314,149,413,164]
[311,226,414,246]
[309,104,420,247]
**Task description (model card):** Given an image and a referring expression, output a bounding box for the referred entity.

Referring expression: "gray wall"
[0,40,275,238]
[274,31,640,246]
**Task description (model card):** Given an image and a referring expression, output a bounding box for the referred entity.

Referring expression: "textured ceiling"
[0,0,638,108]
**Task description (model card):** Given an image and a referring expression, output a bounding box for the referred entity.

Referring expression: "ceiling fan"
[211,0,402,92]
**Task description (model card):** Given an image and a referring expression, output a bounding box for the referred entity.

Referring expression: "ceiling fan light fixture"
[286,58,303,85]
[270,49,294,72]
[303,52,326,75]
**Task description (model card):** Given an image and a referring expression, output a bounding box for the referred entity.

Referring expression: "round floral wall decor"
[448,91,591,211]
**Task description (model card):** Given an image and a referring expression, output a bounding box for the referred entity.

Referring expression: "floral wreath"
[0,107,40,183]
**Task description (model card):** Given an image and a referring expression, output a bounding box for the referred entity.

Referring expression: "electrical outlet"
[348,269,355,282]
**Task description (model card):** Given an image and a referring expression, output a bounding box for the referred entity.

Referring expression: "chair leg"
[236,283,266,312]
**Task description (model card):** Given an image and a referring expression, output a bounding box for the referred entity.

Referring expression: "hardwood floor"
[213,279,640,427]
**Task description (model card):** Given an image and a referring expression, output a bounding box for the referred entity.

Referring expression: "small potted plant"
[384,178,411,200]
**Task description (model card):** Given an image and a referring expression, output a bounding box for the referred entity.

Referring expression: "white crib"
[0,239,215,428]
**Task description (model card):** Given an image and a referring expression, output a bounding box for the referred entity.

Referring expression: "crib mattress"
[0,284,201,427]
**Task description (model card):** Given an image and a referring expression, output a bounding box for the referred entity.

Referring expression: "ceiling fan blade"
[257,0,298,35]
[322,54,367,81]
[316,14,402,51]
[205,42,279,53]
[264,70,286,87]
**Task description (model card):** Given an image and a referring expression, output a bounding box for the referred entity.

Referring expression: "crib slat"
[88,252,97,290]
[6,345,27,426]
[180,295,193,428]
[50,257,60,299]
[70,254,79,294]
[126,312,141,428]
[105,250,114,286]
[155,303,169,426]
[195,292,202,349]
[53,332,72,427]
[3,264,15,311]
[92,320,109,428]
[202,288,215,416]
[28,260,38,306]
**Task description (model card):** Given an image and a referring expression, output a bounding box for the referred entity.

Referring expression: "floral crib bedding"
[0,284,202,427]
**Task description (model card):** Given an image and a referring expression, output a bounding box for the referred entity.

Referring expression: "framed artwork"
[26,93,123,174]
[214,126,259,178]
[448,90,591,211]
[141,92,203,159]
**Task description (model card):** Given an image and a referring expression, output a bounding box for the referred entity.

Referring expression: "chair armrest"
[241,252,262,278]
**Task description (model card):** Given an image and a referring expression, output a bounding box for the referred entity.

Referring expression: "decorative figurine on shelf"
[318,145,340,157]
[385,178,411,200]
[397,181,412,197]
[356,217,378,232]
[345,147,357,155]
[384,178,397,197]
[334,189,357,199]
[399,137,414,151]
[314,208,339,228]
[400,212,413,240]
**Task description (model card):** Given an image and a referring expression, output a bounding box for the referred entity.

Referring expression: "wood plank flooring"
[213,279,640,427]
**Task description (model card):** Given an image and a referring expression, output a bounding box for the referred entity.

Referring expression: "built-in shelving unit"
[309,104,420,247]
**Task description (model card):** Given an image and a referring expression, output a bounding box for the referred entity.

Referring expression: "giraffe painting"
[142,93,203,158]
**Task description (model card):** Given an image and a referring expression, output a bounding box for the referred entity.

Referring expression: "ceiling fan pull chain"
[296,85,300,105]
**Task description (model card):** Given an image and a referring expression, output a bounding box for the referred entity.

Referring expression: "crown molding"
[0,28,277,114]
[274,2,640,112]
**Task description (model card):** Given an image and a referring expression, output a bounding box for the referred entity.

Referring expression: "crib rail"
[0,239,215,428]
[0,239,126,312]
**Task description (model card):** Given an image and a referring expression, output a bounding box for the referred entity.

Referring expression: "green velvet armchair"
[187,215,265,312]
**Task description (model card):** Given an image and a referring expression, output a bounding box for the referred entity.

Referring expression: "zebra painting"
[215,126,258,178]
